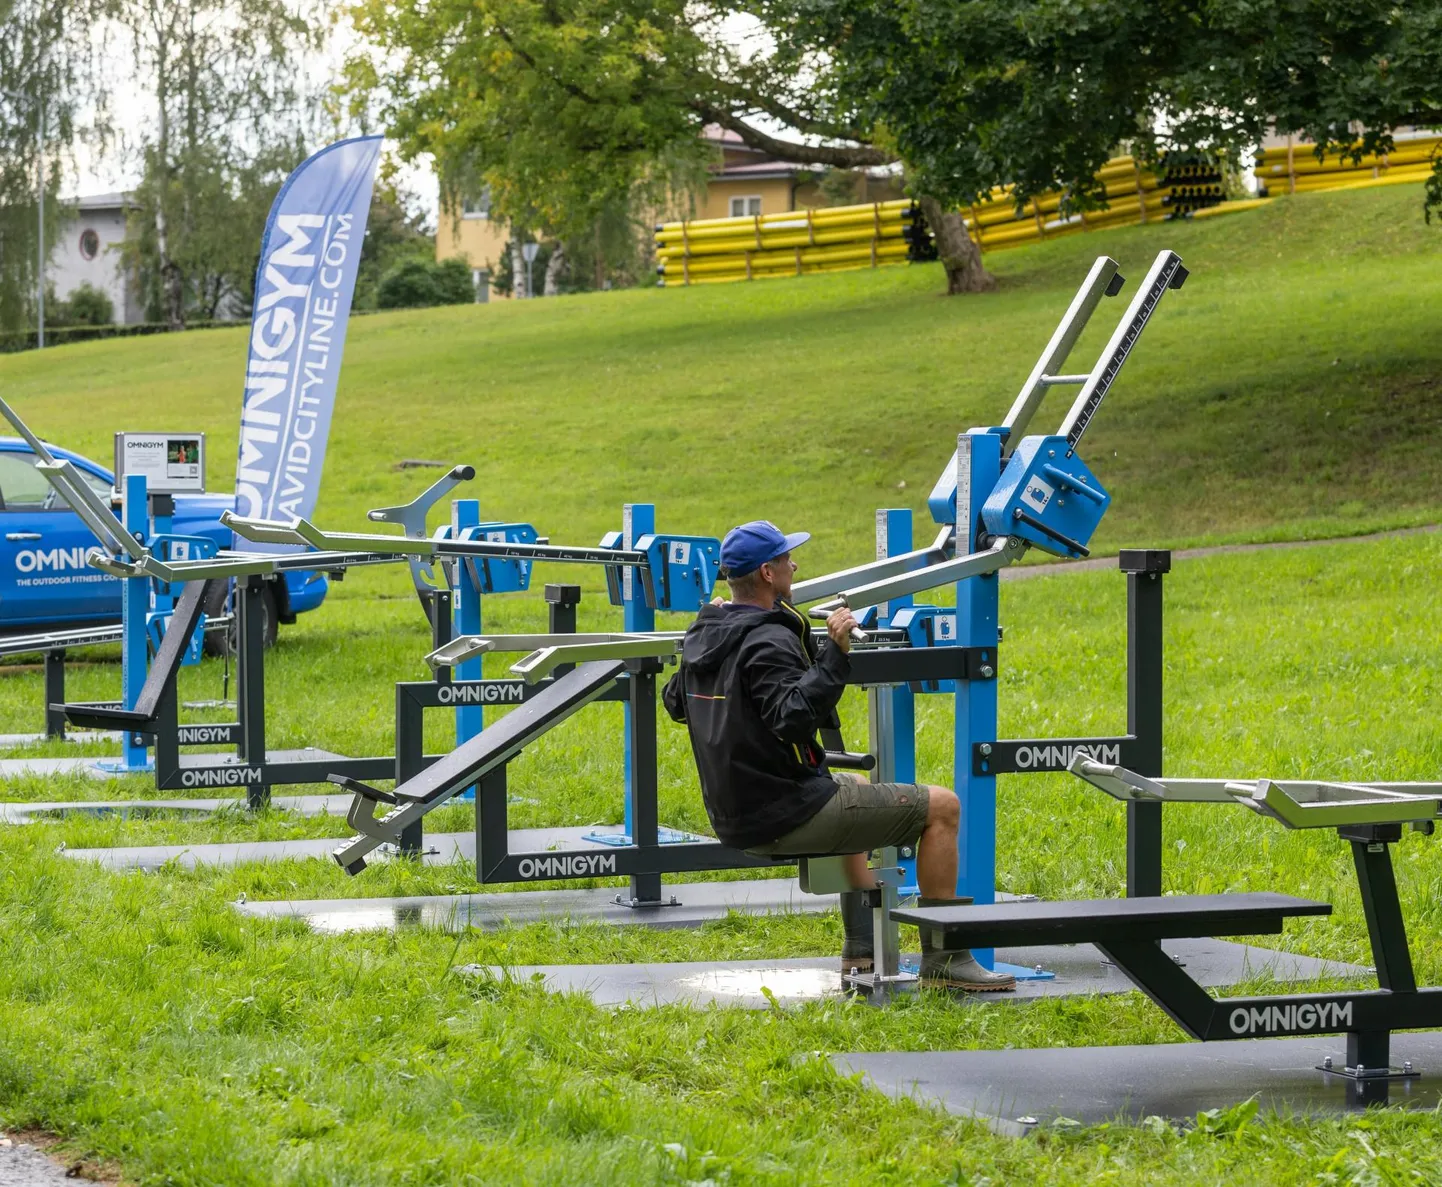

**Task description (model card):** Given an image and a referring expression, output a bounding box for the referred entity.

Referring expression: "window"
[0,451,110,511]
[462,187,492,219]
[0,452,59,509]
[78,228,100,260]
[730,195,763,217]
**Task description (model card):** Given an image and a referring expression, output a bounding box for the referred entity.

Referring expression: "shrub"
[65,282,115,326]
[433,257,478,305]
[376,258,476,309]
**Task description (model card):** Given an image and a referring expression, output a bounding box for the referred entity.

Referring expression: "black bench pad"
[891,893,1331,947]
[61,578,217,731]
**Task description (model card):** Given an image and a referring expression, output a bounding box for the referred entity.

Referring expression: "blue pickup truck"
[0,437,328,639]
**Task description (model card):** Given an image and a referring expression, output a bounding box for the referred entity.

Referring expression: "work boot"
[839,889,873,973]
[917,897,1016,992]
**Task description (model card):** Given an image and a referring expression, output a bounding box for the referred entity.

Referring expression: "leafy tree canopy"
[346,0,888,243]
[771,0,1442,214]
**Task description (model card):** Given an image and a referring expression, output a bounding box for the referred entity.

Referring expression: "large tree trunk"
[917,195,995,295]
[542,243,565,296]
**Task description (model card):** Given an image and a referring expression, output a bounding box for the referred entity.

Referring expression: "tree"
[349,0,1440,302]
[125,138,303,323]
[0,0,103,332]
[113,0,319,329]
[342,0,935,287]
[353,175,433,310]
[50,280,114,325]
[771,0,1442,224]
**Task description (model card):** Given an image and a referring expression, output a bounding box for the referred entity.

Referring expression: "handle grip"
[805,600,869,642]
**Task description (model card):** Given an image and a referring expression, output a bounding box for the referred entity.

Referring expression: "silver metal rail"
[0,614,233,661]
[809,536,1024,616]
[1070,759,1442,829]
[0,394,142,559]
[789,524,955,606]
[83,517,650,586]
[0,623,123,658]
[425,631,682,672]
[1000,255,1123,445]
[512,637,681,683]
[1059,250,1188,450]
[225,511,645,567]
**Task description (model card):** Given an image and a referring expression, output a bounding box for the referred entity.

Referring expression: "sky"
[68,14,442,225]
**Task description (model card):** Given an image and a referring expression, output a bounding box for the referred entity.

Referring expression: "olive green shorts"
[746,772,930,857]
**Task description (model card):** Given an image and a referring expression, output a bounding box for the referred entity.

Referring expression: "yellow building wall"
[694,178,796,221]
[435,204,511,300]
[678,175,907,223]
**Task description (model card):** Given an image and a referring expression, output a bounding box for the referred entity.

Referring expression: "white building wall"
[48,198,144,324]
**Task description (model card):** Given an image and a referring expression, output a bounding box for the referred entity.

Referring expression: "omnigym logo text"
[1228,1001,1352,1036]
[516,854,617,879]
[1013,742,1121,770]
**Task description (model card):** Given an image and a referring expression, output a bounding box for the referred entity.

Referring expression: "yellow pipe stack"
[655,134,1437,288]
[964,152,1230,254]
[655,200,921,287]
[1254,134,1440,197]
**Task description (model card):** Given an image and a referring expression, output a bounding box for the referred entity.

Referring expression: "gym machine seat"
[58,578,218,733]
[892,893,1331,948]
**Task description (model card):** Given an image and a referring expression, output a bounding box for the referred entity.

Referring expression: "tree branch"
[491,21,600,105]
[715,79,871,145]
[690,102,895,168]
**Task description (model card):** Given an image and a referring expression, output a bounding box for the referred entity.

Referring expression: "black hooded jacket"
[662,599,850,849]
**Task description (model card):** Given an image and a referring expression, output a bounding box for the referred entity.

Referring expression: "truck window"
[0,451,112,511]
[0,452,57,508]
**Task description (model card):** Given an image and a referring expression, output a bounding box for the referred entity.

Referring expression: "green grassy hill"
[2,183,1439,595]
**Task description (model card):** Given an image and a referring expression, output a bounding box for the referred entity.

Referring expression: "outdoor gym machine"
[895,761,1442,1097]
[4,252,1187,955]
[321,250,1184,955]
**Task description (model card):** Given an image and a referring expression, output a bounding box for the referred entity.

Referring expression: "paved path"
[0,1133,111,1187]
[1002,523,1439,581]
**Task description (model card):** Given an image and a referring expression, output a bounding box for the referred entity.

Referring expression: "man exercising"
[662,520,1015,991]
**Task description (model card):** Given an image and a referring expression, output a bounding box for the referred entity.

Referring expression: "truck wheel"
[203,582,278,656]
[201,581,231,658]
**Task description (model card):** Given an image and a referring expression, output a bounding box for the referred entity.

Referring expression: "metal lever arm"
[1058,249,1188,449]
[1001,255,1124,445]
[367,465,476,536]
[810,536,1024,616]
[366,465,475,599]
[790,524,954,605]
[1070,759,1442,828]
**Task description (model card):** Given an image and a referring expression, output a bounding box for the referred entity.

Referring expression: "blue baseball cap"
[720,520,811,578]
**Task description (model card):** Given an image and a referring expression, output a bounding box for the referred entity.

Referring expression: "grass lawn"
[0,185,1441,1182]
[2,534,1441,1184]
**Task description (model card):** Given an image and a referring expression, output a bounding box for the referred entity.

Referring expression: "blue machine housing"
[889,604,958,694]
[981,435,1110,559]
[448,522,537,594]
[635,534,721,613]
[927,426,1009,526]
[600,530,720,612]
